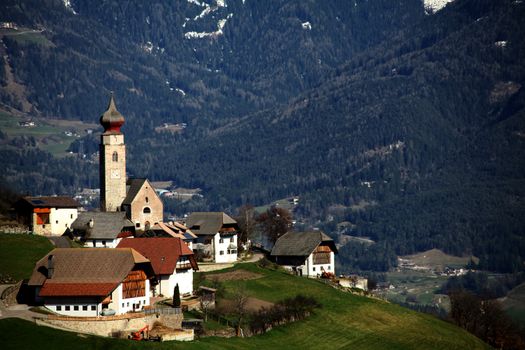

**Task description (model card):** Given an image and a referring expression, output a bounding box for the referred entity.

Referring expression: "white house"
[13,196,80,236]
[270,231,338,277]
[28,248,154,316]
[117,237,198,296]
[70,212,135,248]
[185,212,238,263]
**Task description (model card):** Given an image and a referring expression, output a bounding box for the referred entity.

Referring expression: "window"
[136,223,140,228]
[65,306,70,311]
[102,241,106,247]
[91,305,96,311]
[56,305,62,311]
[145,197,149,203]
[220,251,224,255]
[82,305,88,311]
[219,238,224,243]
[327,266,331,270]
[112,151,118,162]
[313,267,316,272]
[127,302,129,307]
[143,207,151,214]
[122,303,125,308]
[74,305,79,311]
[70,214,73,219]
[56,220,59,224]
[230,237,234,243]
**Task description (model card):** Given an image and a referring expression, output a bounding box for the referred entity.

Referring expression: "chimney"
[47,255,54,279]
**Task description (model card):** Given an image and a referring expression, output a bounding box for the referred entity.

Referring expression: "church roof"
[71,211,134,240]
[122,178,148,205]
[100,94,125,134]
[185,212,238,236]
[271,231,338,257]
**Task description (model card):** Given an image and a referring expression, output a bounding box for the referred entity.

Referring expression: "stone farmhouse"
[117,237,198,297]
[28,248,154,317]
[271,231,338,277]
[185,212,239,263]
[13,196,80,236]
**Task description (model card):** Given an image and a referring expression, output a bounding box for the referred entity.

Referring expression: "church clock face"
[111,169,120,179]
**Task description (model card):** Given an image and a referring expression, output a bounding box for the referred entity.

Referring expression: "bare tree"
[232,285,249,337]
[256,206,293,244]
[236,204,256,248]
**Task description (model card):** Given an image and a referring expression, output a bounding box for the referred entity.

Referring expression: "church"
[98,95,163,231]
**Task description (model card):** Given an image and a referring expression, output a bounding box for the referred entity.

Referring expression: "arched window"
[112,151,118,162]
[143,207,151,214]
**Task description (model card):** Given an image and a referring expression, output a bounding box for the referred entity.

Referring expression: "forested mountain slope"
[1,0,524,272]
[162,0,525,272]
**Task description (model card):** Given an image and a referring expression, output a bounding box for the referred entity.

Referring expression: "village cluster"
[9,96,342,340]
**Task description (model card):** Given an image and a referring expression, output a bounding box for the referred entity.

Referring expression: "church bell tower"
[99,94,126,212]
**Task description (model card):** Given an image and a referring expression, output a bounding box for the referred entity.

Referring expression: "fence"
[144,307,182,315]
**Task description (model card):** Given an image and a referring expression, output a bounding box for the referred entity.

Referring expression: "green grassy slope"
[0,233,54,281]
[0,263,488,349]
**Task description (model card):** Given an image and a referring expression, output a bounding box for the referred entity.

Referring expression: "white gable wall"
[213,232,237,263]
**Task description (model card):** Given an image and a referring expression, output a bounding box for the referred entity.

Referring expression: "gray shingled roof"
[71,212,134,240]
[185,212,238,236]
[22,196,80,208]
[270,231,338,257]
[122,178,147,205]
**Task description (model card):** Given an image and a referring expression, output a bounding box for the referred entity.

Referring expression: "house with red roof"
[28,248,154,317]
[117,237,198,297]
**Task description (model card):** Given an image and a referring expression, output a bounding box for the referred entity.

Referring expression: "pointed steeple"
[100,93,125,133]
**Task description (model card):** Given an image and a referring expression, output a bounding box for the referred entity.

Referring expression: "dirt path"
[0,285,45,321]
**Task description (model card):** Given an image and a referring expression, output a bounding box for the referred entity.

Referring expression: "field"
[0,233,54,281]
[0,262,489,349]
[0,28,55,47]
[0,110,97,157]
[401,249,478,269]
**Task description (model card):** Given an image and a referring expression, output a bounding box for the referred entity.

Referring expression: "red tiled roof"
[117,238,198,275]
[39,282,118,297]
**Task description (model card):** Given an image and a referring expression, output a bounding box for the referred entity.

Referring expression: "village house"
[117,237,198,297]
[70,212,134,248]
[185,212,239,263]
[270,231,338,277]
[28,248,154,317]
[13,196,80,236]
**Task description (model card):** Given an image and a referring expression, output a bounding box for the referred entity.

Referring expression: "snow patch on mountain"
[423,0,455,14]
[62,0,78,15]
[185,13,232,39]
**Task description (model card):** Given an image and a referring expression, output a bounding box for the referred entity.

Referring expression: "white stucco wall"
[304,251,335,277]
[109,279,150,314]
[33,208,78,236]
[213,233,237,263]
[45,299,101,317]
[156,267,194,297]
[84,238,121,248]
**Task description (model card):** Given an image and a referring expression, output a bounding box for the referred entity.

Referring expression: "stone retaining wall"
[36,312,183,338]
